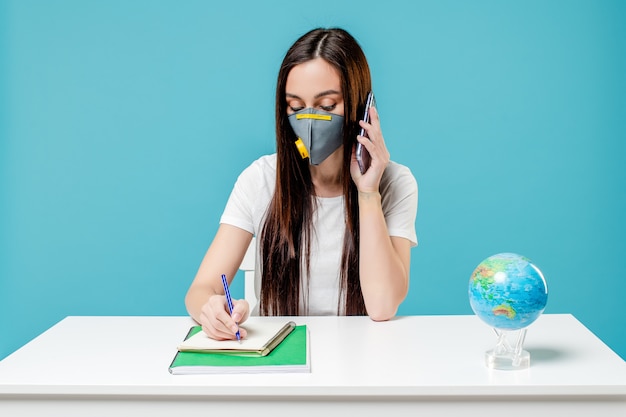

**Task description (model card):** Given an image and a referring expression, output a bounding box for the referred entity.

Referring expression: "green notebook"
[169,325,310,374]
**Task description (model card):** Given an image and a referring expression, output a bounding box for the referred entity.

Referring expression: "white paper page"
[177,320,292,351]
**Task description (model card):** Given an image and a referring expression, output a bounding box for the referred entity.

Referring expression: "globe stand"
[485,328,529,370]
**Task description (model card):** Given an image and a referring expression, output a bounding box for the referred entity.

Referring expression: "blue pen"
[221,274,241,342]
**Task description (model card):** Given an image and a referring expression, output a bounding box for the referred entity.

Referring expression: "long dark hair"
[259,28,372,316]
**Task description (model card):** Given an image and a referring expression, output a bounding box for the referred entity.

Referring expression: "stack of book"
[168,319,310,374]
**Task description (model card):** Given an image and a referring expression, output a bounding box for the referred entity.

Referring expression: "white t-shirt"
[220,154,418,315]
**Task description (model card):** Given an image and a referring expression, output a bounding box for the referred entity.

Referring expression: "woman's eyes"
[289,104,337,112]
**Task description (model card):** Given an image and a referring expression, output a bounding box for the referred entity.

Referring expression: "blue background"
[1,0,625,360]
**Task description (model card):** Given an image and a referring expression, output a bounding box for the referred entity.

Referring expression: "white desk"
[0,314,625,416]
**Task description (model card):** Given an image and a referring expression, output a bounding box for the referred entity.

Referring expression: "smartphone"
[356,91,375,174]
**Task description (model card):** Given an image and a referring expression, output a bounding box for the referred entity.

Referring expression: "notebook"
[177,320,296,356]
[169,320,310,374]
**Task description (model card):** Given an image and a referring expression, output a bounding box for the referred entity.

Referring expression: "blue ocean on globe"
[468,253,548,330]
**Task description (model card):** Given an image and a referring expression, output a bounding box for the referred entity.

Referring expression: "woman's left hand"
[350,106,390,192]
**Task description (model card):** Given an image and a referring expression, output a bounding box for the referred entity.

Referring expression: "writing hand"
[199,294,249,340]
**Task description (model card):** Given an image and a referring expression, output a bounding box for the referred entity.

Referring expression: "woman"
[185,27,418,340]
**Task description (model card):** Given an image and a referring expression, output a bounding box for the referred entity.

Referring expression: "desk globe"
[468,253,548,370]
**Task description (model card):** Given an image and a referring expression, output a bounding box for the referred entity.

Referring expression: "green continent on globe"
[470,265,495,291]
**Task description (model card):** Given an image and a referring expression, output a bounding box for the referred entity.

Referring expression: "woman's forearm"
[358,191,410,321]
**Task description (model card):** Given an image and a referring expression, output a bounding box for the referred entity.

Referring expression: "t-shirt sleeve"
[381,163,418,247]
[219,163,262,235]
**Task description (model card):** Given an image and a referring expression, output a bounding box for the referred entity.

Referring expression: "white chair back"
[239,237,257,313]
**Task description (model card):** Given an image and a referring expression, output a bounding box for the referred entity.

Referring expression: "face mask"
[288,108,344,165]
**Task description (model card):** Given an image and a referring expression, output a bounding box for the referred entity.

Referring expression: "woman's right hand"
[185,224,254,339]
[198,293,250,341]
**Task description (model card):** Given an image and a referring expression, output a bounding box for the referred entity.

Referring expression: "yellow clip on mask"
[294,138,309,159]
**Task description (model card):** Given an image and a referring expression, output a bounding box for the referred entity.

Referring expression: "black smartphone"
[356,91,375,174]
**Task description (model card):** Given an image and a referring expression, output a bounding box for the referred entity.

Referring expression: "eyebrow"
[286,89,341,100]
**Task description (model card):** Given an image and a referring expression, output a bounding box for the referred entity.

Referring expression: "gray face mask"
[288,108,344,165]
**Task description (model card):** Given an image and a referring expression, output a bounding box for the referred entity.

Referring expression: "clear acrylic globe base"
[485,327,530,370]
